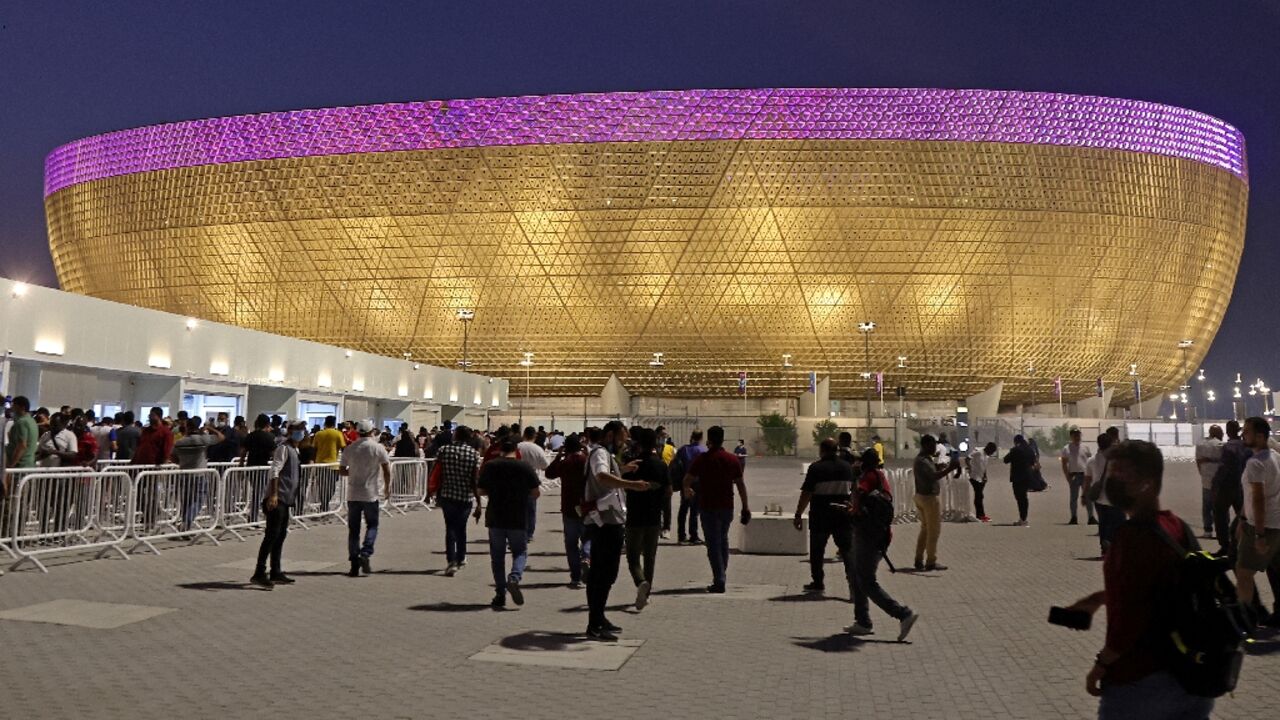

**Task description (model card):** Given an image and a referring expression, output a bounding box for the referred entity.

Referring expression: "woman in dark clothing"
[1003,435,1039,526]
[393,427,419,458]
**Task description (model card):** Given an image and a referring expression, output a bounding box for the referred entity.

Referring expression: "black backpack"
[856,474,895,548]
[1149,519,1249,698]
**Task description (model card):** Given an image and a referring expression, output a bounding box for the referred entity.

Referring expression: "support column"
[1133,394,1164,420]
[601,373,631,418]
[1076,388,1115,419]
[797,375,830,418]
[965,381,1003,420]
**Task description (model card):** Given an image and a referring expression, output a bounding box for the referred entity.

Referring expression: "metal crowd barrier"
[7,470,133,572]
[216,465,272,541]
[293,463,345,529]
[129,468,221,554]
[941,476,975,522]
[385,459,431,515]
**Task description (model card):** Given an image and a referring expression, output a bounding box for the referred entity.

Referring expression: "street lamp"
[1129,363,1143,419]
[1169,392,1181,421]
[518,352,534,426]
[456,308,475,368]
[857,321,876,428]
[1028,364,1036,411]
[1177,340,1193,420]
[1197,368,1207,419]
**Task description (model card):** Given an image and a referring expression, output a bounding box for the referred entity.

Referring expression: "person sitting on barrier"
[251,421,304,588]
[845,448,920,640]
[793,438,856,595]
[340,419,392,577]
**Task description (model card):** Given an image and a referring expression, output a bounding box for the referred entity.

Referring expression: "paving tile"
[0,598,175,629]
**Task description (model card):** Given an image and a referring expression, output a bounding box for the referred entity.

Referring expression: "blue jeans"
[1067,472,1095,522]
[1098,671,1213,720]
[439,499,472,565]
[526,495,538,541]
[347,501,380,561]
[699,508,734,587]
[563,516,592,583]
[489,527,528,596]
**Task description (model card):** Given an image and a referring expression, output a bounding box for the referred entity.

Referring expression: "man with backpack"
[844,448,919,641]
[671,430,705,544]
[792,438,855,594]
[1065,440,1240,718]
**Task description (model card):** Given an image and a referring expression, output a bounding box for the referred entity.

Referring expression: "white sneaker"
[444,564,457,577]
[845,623,874,636]
[635,580,651,611]
[897,612,920,642]
[660,530,671,540]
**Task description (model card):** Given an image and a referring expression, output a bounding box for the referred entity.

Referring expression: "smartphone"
[1048,606,1092,631]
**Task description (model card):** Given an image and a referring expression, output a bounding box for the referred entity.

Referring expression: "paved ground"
[1,456,1276,719]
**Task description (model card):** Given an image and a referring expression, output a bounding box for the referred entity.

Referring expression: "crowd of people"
[7,398,1278,716]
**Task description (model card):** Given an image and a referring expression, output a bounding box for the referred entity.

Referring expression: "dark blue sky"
[1,1,1277,410]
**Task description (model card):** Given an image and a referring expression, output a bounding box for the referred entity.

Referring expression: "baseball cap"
[356,419,376,434]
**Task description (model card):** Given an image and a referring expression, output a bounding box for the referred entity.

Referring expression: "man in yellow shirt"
[872,435,886,466]
[313,415,346,511]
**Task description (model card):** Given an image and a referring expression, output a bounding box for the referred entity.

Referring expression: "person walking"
[339,420,391,577]
[478,437,541,608]
[583,421,652,639]
[792,438,855,594]
[1063,440,1214,719]
[250,421,303,588]
[1084,433,1122,556]
[733,439,748,468]
[655,426,675,539]
[966,441,996,522]
[546,434,590,588]
[1003,435,1038,526]
[1059,428,1095,525]
[624,427,669,611]
[845,448,920,641]
[672,430,706,544]
[516,426,549,543]
[435,426,482,576]
[1195,425,1224,538]
[1235,417,1280,620]
[1212,420,1250,556]
[912,435,958,570]
[684,425,751,593]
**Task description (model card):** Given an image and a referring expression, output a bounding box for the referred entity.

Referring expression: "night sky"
[1,1,1277,412]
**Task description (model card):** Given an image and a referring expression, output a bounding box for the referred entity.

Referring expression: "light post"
[518,352,534,427]
[1028,364,1036,412]
[1197,368,1207,420]
[1130,363,1142,419]
[456,308,475,368]
[1207,389,1216,419]
[1169,393,1181,421]
[896,356,907,418]
[858,321,876,429]
[1177,339,1193,419]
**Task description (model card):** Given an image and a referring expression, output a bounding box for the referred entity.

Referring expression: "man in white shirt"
[1236,417,1280,610]
[966,442,996,522]
[90,413,116,461]
[1084,433,1120,556]
[36,413,78,468]
[1195,425,1225,537]
[1059,429,1095,525]
[517,426,550,542]
[339,419,391,577]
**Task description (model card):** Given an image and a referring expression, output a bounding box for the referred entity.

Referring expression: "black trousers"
[969,479,986,518]
[661,494,672,532]
[678,494,700,540]
[586,524,625,630]
[1213,478,1243,555]
[808,507,854,585]
[1011,480,1029,522]
[255,502,290,575]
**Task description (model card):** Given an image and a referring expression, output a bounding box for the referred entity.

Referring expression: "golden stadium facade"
[44,88,1248,401]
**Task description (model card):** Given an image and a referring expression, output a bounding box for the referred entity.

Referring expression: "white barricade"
[96,458,131,471]
[385,459,429,515]
[129,468,221,554]
[943,476,976,522]
[7,470,133,572]
[216,465,272,541]
[293,463,344,529]
[889,469,917,524]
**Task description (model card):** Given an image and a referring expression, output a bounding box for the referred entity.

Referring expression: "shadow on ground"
[792,634,903,652]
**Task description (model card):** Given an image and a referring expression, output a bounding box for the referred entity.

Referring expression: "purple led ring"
[43,87,1247,197]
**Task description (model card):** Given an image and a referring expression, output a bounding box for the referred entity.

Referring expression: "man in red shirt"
[1064,440,1214,719]
[684,425,751,593]
[132,407,175,531]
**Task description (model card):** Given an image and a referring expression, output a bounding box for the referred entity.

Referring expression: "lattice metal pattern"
[44,90,1248,402]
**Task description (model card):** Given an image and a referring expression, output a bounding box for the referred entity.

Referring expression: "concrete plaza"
[0,457,1276,719]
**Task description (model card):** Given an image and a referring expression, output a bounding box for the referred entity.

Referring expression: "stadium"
[44,88,1247,402]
